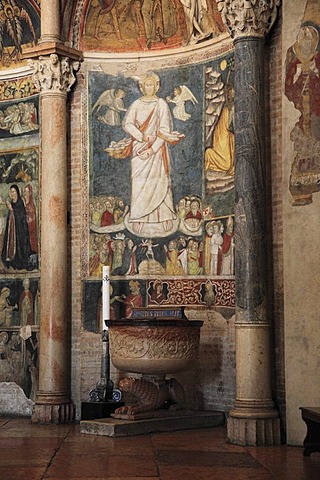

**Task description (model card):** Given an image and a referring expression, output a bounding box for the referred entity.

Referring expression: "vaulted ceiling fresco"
[0,1,227,72]
[70,0,226,53]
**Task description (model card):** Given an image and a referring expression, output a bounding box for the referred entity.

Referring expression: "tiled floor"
[0,417,320,479]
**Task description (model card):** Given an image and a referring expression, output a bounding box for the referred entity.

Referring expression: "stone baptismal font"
[106,307,203,420]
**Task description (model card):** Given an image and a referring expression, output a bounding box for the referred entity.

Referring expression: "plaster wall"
[282,0,320,445]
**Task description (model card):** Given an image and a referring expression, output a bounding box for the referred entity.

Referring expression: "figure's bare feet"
[163,220,173,232]
[133,222,144,234]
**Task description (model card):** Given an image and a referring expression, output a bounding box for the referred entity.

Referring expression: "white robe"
[123,97,176,225]
[180,0,208,40]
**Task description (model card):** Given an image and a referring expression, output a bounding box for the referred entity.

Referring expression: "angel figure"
[166,85,198,121]
[93,88,127,126]
[0,1,37,65]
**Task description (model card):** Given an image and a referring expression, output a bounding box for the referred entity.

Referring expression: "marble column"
[217,0,281,445]
[39,0,60,44]
[22,0,81,425]
[26,53,80,423]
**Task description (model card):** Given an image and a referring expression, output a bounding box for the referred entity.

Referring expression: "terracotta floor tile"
[158,465,273,480]
[0,448,57,467]
[156,449,261,468]
[152,426,228,441]
[151,434,246,453]
[0,466,47,480]
[0,437,63,450]
[44,454,158,478]
[45,476,160,480]
[0,422,71,438]
[247,445,320,479]
[60,432,154,455]
[0,417,319,480]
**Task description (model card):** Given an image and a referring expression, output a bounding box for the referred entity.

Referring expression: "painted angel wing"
[180,85,198,105]
[20,8,36,43]
[92,89,115,112]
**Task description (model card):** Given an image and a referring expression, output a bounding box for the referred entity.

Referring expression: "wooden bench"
[300,407,320,456]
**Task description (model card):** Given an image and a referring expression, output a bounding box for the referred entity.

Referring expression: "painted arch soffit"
[68,0,228,54]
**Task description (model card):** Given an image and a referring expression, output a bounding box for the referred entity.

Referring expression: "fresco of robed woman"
[205,83,235,176]
[1,184,35,271]
[122,71,184,238]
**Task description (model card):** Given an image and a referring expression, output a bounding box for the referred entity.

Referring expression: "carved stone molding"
[32,403,75,424]
[228,415,281,445]
[109,327,200,360]
[108,322,202,376]
[28,54,80,95]
[217,0,281,39]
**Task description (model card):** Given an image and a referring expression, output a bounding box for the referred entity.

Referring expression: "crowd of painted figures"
[0,330,38,401]
[85,0,225,49]
[89,194,234,278]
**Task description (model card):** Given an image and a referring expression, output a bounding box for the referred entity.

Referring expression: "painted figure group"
[89,80,234,277]
[87,0,225,49]
[89,214,234,278]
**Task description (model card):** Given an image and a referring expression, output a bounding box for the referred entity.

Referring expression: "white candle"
[102,266,110,328]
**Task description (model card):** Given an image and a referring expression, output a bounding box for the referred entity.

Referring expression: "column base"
[32,402,75,424]
[227,411,281,446]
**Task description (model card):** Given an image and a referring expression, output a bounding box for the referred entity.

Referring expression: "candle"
[102,266,110,328]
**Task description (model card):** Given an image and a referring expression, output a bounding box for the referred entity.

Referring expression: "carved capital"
[217,0,281,39]
[28,54,80,95]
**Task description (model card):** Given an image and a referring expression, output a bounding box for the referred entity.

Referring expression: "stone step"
[80,410,225,437]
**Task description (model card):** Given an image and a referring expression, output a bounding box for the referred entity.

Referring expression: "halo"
[4,4,14,16]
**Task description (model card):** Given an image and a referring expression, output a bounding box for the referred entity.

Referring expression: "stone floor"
[0,416,320,479]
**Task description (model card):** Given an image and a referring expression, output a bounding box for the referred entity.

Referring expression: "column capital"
[28,53,80,95]
[217,0,281,40]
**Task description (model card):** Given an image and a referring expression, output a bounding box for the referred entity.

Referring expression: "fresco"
[204,56,235,196]
[0,276,39,399]
[0,147,39,273]
[0,77,38,102]
[0,277,39,327]
[81,0,225,53]
[0,84,40,397]
[285,0,320,205]
[86,54,234,324]
[88,54,234,276]
[0,96,39,138]
[0,0,41,71]
[83,277,234,331]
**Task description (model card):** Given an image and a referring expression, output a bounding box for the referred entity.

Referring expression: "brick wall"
[68,70,85,415]
[265,10,286,439]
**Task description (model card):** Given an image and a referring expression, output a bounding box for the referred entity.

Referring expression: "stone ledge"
[80,410,225,437]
